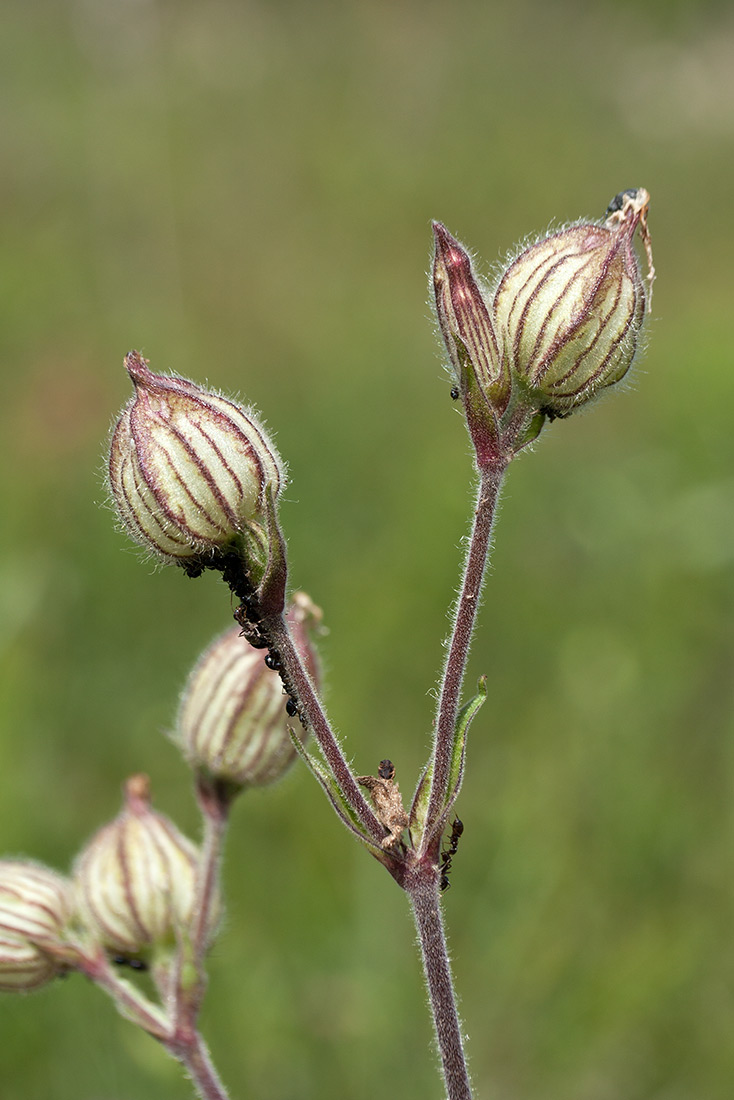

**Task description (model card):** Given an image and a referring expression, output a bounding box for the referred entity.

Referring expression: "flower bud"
[108,352,285,567]
[432,222,506,411]
[74,775,216,957]
[492,188,653,416]
[177,593,322,789]
[0,861,72,991]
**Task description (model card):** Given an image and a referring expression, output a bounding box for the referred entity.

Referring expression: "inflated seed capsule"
[108,352,285,568]
[492,188,653,416]
[74,775,217,958]
[177,593,322,790]
[0,861,73,991]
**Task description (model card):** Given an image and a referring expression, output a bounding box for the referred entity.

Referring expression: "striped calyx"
[74,775,217,957]
[432,222,507,414]
[0,861,72,991]
[493,188,652,417]
[177,593,322,790]
[108,352,285,567]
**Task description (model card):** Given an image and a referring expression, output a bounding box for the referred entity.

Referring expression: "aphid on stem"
[439,817,464,892]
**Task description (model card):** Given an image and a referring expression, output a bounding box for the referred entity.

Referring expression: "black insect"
[181,559,205,579]
[264,651,281,671]
[285,697,298,717]
[378,759,395,781]
[233,604,269,649]
[439,816,464,891]
[606,189,638,216]
[111,954,148,972]
[450,385,460,400]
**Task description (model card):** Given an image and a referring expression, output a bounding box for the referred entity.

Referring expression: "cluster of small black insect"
[111,954,148,972]
[233,598,301,723]
[233,594,268,649]
[439,817,464,892]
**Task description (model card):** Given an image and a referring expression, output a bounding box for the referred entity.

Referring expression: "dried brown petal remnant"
[358,761,409,850]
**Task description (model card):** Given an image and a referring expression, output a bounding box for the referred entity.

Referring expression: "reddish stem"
[72,935,231,1099]
[423,460,507,847]
[265,613,386,847]
[73,946,169,1040]
[162,778,233,1098]
[167,1029,230,1100]
[192,780,231,968]
[406,867,472,1100]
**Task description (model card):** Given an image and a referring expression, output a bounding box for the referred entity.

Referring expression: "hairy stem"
[192,782,230,968]
[407,871,472,1100]
[161,778,233,1099]
[67,941,230,1097]
[73,946,169,1040]
[169,1030,230,1100]
[423,460,507,847]
[265,613,386,847]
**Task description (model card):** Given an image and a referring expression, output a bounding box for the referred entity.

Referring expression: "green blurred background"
[1,0,733,1097]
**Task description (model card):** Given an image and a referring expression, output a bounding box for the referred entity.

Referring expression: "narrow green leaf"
[288,731,387,860]
[409,763,432,842]
[412,677,488,851]
[445,675,487,813]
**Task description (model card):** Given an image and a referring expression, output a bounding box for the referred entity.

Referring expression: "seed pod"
[108,352,285,567]
[74,775,216,957]
[492,188,652,416]
[0,861,72,991]
[177,594,322,789]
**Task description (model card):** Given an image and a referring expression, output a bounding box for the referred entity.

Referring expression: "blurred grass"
[1,0,733,1097]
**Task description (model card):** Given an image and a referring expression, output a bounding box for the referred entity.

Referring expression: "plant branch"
[72,945,170,1040]
[423,460,507,847]
[265,612,386,847]
[169,1030,231,1100]
[158,777,233,1099]
[192,780,231,968]
[407,870,472,1100]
